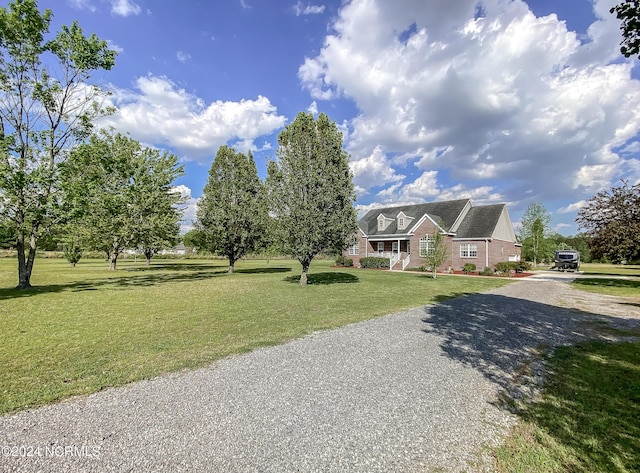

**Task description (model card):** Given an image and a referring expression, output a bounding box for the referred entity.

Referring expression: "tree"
[267,112,357,285]
[576,180,640,263]
[196,145,266,273]
[63,131,184,270]
[421,231,449,279]
[519,203,552,266]
[611,1,640,59]
[0,0,116,288]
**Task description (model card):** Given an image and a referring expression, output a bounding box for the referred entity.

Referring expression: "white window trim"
[460,243,478,258]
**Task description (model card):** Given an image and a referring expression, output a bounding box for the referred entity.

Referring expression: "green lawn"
[0,257,511,415]
[570,263,640,298]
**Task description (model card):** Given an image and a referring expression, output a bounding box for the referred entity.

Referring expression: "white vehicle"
[552,250,580,271]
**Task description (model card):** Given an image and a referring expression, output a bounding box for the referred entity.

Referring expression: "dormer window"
[378,216,384,230]
[397,211,413,231]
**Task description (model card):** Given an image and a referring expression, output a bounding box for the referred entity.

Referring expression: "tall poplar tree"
[519,203,552,266]
[196,146,266,273]
[0,0,116,288]
[267,112,357,286]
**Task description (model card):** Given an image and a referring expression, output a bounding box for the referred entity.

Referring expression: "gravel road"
[2,275,638,473]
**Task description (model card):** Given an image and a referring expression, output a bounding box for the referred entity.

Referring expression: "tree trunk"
[432,268,437,279]
[145,249,153,266]
[109,251,119,270]
[16,228,37,290]
[228,262,234,274]
[300,262,310,286]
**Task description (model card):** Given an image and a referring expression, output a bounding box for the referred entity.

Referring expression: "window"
[348,240,359,255]
[398,217,404,228]
[419,234,434,257]
[460,243,478,258]
[377,242,384,254]
[378,218,384,230]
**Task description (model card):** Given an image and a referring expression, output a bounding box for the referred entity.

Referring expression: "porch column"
[485,239,489,268]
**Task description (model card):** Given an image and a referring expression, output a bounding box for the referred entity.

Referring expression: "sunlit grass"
[493,340,640,473]
[0,257,511,415]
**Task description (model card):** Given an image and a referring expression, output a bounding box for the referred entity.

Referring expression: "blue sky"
[28,0,640,235]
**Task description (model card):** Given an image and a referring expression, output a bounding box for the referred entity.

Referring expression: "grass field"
[494,263,640,473]
[0,257,511,415]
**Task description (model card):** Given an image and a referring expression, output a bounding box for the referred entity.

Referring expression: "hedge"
[360,256,390,269]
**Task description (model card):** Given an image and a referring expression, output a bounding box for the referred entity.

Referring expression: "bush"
[479,266,494,276]
[462,263,476,273]
[335,256,353,267]
[494,261,521,276]
[360,257,390,269]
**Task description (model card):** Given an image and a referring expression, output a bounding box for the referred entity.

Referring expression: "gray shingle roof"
[359,199,470,236]
[454,204,506,239]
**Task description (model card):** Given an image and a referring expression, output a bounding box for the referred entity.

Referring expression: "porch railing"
[401,254,411,270]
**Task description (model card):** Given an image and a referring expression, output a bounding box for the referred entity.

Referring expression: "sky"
[24,0,640,235]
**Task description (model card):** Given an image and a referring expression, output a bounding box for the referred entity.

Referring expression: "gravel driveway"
[2,275,638,472]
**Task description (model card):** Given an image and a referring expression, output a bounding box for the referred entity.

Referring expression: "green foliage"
[335,255,353,267]
[494,261,522,275]
[0,0,116,288]
[182,229,207,250]
[267,112,357,285]
[62,130,184,270]
[548,233,592,263]
[462,263,477,273]
[196,146,266,273]
[611,0,640,58]
[577,180,640,264]
[62,244,82,267]
[519,203,553,265]
[360,257,390,269]
[479,266,494,276]
[421,231,449,279]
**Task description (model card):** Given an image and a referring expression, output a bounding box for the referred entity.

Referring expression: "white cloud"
[68,0,96,12]
[293,2,325,16]
[173,185,199,233]
[107,40,124,54]
[557,200,587,213]
[299,0,640,222]
[111,0,141,16]
[349,145,405,195]
[176,51,191,63]
[307,100,318,115]
[101,75,286,162]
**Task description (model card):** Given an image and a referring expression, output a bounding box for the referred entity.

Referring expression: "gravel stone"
[1,273,637,472]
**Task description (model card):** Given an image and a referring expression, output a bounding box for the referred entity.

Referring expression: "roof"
[454,204,506,239]
[358,199,470,236]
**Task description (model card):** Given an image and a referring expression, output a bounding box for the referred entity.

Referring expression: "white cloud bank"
[299,0,640,223]
[101,75,287,161]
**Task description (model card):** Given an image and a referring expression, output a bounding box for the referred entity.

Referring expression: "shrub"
[462,263,476,273]
[360,257,390,269]
[479,266,494,276]
[494,261,520,276]
[335,256,353,267]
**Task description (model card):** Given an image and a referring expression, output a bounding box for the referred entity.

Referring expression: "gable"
[454,204,516,241]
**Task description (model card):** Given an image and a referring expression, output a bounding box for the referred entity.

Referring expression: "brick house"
[345,199,521,271]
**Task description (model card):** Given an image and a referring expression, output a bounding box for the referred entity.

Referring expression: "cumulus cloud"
[557,200,587,213]
[173,185,199,233]
[298,0,640,225]
[111,0,141,16]
[100,75,286,161]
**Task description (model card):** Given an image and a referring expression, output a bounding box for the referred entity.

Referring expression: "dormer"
[377,213,393,232]
[396,211,414,231]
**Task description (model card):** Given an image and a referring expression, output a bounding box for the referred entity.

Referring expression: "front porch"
[368,239,412,270]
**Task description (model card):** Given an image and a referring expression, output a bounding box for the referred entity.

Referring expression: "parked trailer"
[551,250,580,271]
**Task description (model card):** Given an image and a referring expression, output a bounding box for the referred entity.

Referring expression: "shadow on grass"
[236,267,292,274]
[283,272,359,285]
[519,341,640,472]
[421,290,640,471]
[581,271,640,278]
[0,268,226,300]
[124,262,227,272]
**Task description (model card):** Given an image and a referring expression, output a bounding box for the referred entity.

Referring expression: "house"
[345,199,521,271]
[159,243,189,256]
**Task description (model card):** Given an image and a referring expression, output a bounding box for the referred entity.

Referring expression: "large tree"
[576,180,640,263]
[611,0,640,59]
[519,203,552,266]
[0,0,116,288]
[196,145,266,273]
[267,112,357,285]
[63,131,184,270]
